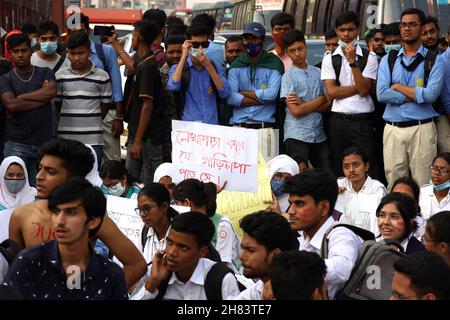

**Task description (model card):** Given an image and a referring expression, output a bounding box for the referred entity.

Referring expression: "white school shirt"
[134,258,241,300]
[215,216,241,274]
[228,279,264,300]
[419,185,450,220]
[337,176,387,235]
[321,45,378,114]
[297,216,363,299]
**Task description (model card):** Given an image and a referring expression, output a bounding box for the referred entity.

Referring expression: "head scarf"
[84,144,103,187]
[0,156,36,209]
[153,163,173,183]
[267,154,299,180]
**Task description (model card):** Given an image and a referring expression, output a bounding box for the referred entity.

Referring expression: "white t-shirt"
[321,45,378,114]
[31,52,68,71]
[419,185,450,220]
[215,216,241,274]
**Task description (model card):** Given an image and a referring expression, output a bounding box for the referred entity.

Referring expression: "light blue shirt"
[167,57,230,124]
[438,47,450,115]
[280,65,327,143]
[376,45,444,122]
[227,66,282,124]
[207,40,225,66]
[90,42,123,103]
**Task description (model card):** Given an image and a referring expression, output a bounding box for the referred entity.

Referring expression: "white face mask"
[338,38,357,49]
[107,182,125,197]
[190,47,209,57]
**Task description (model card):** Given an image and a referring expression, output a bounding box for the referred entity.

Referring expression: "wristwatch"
[349,62,358,68]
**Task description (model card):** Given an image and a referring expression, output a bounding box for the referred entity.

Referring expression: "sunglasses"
[191,41,210,49]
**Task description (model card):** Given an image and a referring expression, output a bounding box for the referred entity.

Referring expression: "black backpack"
[0,239,20,265]
[155,261,244,300]
[173,62,223,123]
[332,47,370,86]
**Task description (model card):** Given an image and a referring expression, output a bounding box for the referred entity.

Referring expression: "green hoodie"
[229,51,285,84]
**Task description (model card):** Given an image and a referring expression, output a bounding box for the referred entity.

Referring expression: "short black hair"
[432,152,450,166]
[167,23,188,37]
[67,31,90,50]
[21,23,37,35]
[283,29,306,49]
[191,13,216,35]
[270,251,326,300]
[165,34,185,47]
[376,192,418,239]
[99,160,137,185]
[166,16,184,27]
[138,183,178,220]
[366,28,382,43]
[391,176,420,203]
[173,179,217,217]
[270,13,295,29]
[428,211,450,245]
[393,251,450,300]
[37,21,60,37]
[382,22,401,36]
[38,138,94,178]
[325,29,338,40]
[424,16,440,32]
[341,145,369,164]
[7,34,30,51]
[239,211,292,252]
[133,20,160,46]
[335,11,360,29]
[225,35,243,48]
[285,169,338,216]
[439,37,448,46]
[171,211,215,248]
[48,178,106,237]
[185,24,211,40]
[401,8,426,25]
[142,8,167,31]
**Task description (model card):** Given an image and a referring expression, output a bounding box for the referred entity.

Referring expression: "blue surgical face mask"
[31,38,37,48]
[385,44,402,54]
[40,41,58,55]
[244,42,263,57]
[4,179,26,194]
[107,182,126,197]
[271,178,286,197]
[430,179,450,192]
[338,39,357,49]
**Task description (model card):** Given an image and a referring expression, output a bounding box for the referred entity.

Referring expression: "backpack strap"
[424,49,438,87]
[0,239,20,264]
[320,223,375,259]
[208,61,223,123]
[387,49,399,86]
[174,63,191,119]
[94,42,110,76]
[141,225,150,251]
[358,47,369,73]
[332,47,370,87]
[204,262,235,300]
[53,56,66,73]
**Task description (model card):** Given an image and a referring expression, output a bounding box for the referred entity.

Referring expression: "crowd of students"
[0,6,450,300]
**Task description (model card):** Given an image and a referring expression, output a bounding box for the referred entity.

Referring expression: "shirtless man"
[8,138,147,289]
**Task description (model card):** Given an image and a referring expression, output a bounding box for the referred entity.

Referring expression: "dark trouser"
[284,138,334,174]
[328,113,379,179]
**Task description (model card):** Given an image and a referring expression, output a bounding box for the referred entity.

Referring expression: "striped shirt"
[55,60,112,145]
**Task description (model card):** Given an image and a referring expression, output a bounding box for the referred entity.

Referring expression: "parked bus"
[231,0,283,31]
[192,2,234,30]
[283,0,450,38]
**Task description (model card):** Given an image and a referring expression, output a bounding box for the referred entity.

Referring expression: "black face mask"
[244,42,263,57]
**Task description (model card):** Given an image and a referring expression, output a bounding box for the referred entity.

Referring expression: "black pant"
[284,138,334,174]
[328,113,379,179]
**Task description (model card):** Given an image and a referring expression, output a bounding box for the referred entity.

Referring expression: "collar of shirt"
[332,44,363,58]
[398,44,427,59]
[47,240,100,280]
[298,216,336,252]
[146,226,171,245]
[168,258,207,286]
[424,184,450,201]
[67,59,97,76]
[341,176,375,194]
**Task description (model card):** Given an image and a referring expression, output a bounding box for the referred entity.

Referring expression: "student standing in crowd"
[4,179,129,300]
[383,22,402,54]
[270,13,295,71]
[0,33,56,186]
[377,8,444,189]
[190,14,224,66]
[8,138,147,289]
[321,11,379,179]
[280,30,333,172]
[223,36,245,69]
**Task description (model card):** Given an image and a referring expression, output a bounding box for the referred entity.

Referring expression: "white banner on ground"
[171,120,259,193]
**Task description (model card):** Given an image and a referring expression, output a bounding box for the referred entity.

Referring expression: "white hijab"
[85,144,103,187]
[153,162,173,183]
[0,156,37,209]
[267,154,300,212]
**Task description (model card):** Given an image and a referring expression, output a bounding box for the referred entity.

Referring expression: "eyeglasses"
[191,41,210,49]
[430,166,449,175]
[400,22,420,29]
[134,204,159,216]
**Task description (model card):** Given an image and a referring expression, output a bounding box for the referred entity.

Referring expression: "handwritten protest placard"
[171,120,259,192]
[216,154,272,238]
